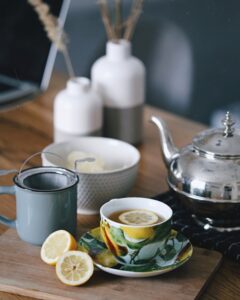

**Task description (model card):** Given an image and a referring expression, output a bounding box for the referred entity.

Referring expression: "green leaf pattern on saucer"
[78,228,193,273]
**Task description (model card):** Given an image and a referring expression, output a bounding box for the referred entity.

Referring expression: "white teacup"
[100,197,173,266]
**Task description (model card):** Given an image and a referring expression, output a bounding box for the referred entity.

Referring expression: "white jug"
[54,77,103,142]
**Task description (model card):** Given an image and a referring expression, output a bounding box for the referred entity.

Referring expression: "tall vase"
[91,39,145,145]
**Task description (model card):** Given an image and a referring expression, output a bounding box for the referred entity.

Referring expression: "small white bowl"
[41,137,140,214]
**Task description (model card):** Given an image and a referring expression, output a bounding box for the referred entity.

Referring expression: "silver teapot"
[151,112,240,232]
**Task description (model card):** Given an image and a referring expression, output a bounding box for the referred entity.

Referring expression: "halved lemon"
[119,209,159,226]
[56,251,94,286]
[41,230,77,266]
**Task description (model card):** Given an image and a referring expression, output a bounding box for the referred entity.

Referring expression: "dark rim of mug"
[13,166,79,193]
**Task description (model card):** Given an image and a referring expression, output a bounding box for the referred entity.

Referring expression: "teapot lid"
[193,112,240,158]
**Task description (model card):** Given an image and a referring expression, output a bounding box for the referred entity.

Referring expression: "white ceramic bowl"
[41,137,140,214]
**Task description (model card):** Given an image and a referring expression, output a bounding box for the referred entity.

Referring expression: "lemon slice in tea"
[119,209,159,226]
[56,251,94,286]
[41,230,77,266]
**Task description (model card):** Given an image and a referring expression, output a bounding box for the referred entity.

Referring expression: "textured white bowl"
[41,137,140,214]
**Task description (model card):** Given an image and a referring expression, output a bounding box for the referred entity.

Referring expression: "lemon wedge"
[56,251,94,286]
[41,230,77,266]
[119,209,159,226]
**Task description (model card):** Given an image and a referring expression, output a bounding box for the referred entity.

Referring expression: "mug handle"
[0,185,16,228]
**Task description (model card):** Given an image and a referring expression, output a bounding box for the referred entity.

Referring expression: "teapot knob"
[222,111,235,137]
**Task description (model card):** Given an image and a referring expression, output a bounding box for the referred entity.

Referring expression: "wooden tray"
[0,229,222,300]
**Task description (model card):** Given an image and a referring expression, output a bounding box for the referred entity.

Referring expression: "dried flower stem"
[98,0,144,42]
[98,0,116,40]
[124,0,144,41]
[114,0,122,39]
[27,0,75,78]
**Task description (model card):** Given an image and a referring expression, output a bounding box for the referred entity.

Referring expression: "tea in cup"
[100,197,172,266]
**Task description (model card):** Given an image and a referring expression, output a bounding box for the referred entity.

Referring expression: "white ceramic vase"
[91,39,145,145]
[53,77,103,142]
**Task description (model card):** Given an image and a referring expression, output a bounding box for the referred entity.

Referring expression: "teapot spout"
[150,116,179,166]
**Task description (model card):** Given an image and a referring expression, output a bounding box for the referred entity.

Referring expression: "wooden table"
[0,75,239,300]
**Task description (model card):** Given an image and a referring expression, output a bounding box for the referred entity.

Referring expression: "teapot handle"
[0,185,16,228]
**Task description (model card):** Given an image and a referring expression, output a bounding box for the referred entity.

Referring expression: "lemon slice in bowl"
[56,251,94,286]
[41,230,77,266]
[119,210,159,226]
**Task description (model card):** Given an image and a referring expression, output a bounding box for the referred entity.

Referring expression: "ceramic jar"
[91,40,145,145]
[53,77,103,142]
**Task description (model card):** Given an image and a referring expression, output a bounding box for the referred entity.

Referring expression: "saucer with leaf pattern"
[78,227,193,278]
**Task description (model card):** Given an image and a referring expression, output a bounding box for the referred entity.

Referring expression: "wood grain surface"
[0,74,239,299]
[0,229,222,300]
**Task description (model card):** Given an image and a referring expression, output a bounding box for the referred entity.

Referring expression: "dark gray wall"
[55,0,240,124]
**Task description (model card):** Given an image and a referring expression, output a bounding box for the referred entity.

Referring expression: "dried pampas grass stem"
[27,0,75,78]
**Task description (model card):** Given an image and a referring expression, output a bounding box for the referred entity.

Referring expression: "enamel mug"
[0,167,79,245]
